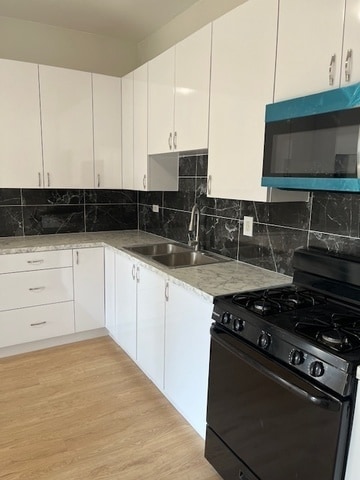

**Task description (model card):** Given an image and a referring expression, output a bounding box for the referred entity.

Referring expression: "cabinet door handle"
[29,286,46,292]
[47,172,51,187]
[136,266,140,283]
[31,321,47,327]
[173,131,177,150]
[132,264,136,280]
[76,251,79,265]
[143,174,147,190]
[329,54,336,86]
[168,132,173,150]
[207,174,212,195]
[27,259,44,264]
[38,172,42,187]
[345,49,352,82]
[97,174,101,188]
[165,282,169,301]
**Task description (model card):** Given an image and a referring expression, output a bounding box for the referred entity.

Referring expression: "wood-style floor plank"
[0,337,220,479]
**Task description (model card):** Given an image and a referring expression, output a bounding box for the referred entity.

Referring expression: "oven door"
[205,325,352,480]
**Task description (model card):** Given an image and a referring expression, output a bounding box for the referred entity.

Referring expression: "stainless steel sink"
[151,250,229,268]
[124,242,191,256]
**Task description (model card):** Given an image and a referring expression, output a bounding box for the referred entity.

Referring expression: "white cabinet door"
[0,59,43,188]
[73,247,105,332]
[114,252,137,359]
[174,24,211,152]
[208,0,279,202]
[148,48,175,155]
[39,65,94,188]
[92,73,122,189]
[133,64,149,191]
[136,265,166,390]
[342,0,360,86]
[121,71,134,189]
[164,283,213,438]
[274,0,345,101]
[104,248,116,338]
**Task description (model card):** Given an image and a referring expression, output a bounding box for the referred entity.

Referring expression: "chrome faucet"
[188,204,200,251]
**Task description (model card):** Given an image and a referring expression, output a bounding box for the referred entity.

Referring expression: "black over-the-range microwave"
[262,83,360,192]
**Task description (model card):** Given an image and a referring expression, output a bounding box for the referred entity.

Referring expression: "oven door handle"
[211,327,342,412]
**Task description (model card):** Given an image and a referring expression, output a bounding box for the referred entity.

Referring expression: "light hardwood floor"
[0,336,220,480]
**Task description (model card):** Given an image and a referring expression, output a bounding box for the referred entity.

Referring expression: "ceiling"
[0,0,200,42]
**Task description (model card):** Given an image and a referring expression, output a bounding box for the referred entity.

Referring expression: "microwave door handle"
[211,327,341,412]
[357,127,360,178]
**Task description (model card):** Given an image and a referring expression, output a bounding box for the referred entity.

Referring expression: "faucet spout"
[188,204,200,251]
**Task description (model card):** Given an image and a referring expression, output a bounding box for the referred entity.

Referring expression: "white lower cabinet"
[164,282,213,438]
[114,252,137,359]
[136,266,166,390]
[0,302,74,348]
[104,247,116,338]
[73,247,105,332]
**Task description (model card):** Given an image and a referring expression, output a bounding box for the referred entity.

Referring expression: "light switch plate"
[243,216,253,237]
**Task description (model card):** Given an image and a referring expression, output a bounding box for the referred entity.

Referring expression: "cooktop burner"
[232,286,326,316]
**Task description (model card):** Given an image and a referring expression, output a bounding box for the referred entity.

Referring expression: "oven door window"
[206,328,351,480]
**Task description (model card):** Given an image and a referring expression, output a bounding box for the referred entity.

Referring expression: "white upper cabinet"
[148,48,175,155]
[92,73,122,189]
[133,64,149,191]
[0,59,43,188]
[208,0,303,202]
[148,24,211,155]
[275,0,346,101]
[342,0,360,86]
[121,71,134,189]
[39,65,94,188]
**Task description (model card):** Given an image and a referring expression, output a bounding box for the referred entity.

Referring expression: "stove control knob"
[233,318,245,332]
[258,332,271,349]
[289,349,304,366]
[310,361,325,378]
[222,312,231,325]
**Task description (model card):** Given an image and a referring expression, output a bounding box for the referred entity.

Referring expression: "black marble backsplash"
[139,154,360,276]
[1,154,359,276]
[0,188,137,236]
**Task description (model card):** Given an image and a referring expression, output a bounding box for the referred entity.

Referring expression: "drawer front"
[0,268,73,311]
[0,302,75,348]
[0,249,73,274]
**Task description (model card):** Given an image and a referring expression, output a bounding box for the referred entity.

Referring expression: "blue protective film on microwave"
[266,83,360,123]
[261,177,360,192]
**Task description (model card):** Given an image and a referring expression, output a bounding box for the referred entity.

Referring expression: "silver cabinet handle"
[29,286,45,292]
[136,266,140,283]
[165,282,169,301]
[208,174,212,195]
[173,131,177,150]
[27,259,44,264]
[76,251,79,265]
[345,49,353,82]
[168,132,173,150]
[38,172,42,187]
[329,54,336,86]
[31,321,47,327]
[47,172,50,187]
[97,174,101,188]
[143,174,147,190]
[131,264,136,280]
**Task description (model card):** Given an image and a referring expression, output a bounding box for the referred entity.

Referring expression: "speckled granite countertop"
[0,231,291,301]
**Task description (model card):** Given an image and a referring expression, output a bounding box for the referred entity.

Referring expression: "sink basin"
[125,242,191,256]
[151,250,229,268]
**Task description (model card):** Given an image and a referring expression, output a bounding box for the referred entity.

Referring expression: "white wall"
[0,16,138,76]
[137,0,248,64]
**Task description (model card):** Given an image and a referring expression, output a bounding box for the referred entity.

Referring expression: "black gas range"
[205,247,360,480]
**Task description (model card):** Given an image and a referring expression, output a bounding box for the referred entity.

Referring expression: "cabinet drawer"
[0,250,73,274]
[0,268,73,311]
[0,302,75,348]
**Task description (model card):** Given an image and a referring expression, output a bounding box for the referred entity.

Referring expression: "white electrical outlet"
[243,216,254,237]
[152,204,159,213]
